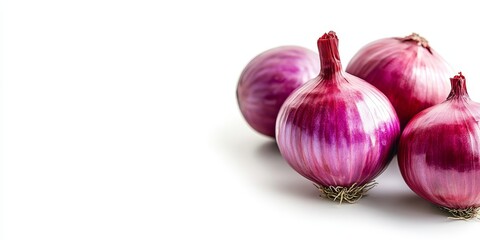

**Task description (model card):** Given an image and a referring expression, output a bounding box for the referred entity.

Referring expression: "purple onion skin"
[276,32,400,187]
[346,34,451,129]
[398,73,480,210]
[237,46,320,138]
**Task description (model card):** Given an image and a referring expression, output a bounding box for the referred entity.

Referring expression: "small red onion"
[276,32,400,203]
[237,46,320,138]
[346,33,452,129]
[398,73,480,219]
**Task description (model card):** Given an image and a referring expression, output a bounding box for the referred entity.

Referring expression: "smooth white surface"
[2,0,480,239]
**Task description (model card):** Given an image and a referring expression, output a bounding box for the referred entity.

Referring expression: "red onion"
[276,32,400,203]
[398,73,480,219]
[346,33,452,129]
[237,46,320,138]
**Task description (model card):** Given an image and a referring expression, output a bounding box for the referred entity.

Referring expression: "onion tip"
[320,31,338,40]
[402,32,431,53]
[447,72,469,100]
[317,30,342,76]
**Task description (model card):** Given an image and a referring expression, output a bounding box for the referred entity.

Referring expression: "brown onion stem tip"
[402,33,431,53]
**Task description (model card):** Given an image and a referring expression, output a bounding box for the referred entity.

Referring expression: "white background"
[2,0,480,239]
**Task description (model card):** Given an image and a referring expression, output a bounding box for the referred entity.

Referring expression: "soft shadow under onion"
[255,141,321,201]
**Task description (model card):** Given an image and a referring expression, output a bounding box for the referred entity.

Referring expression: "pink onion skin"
[276,32,400,187]
[398,73,480,210]
[346,34,452,129]
[237,46,320,138]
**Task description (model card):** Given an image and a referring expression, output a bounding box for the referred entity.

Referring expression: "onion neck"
[401,33,432,54]
[447,72,470,100]
[317,31,343,79]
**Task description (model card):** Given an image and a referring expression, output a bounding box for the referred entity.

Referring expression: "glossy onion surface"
[346,33,451,129]
[398,73,480,212]
[276,32,400,189]
[237,46,319,138]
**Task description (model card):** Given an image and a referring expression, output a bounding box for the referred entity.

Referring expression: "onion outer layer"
[346,33,452,129]
[237,46,319,138]
[398,72,480,219]
[276,31,400,203]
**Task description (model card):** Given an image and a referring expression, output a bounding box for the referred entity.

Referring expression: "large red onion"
[237,46,320,138]
[346,33,452,129]
[398,73,480,219]
[276,32,400,203]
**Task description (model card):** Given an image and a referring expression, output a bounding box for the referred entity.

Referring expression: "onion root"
[441,206,479,220]
[314,181,377,204]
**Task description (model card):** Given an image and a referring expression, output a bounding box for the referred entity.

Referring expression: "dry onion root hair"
[314,181,377,204]
[440,206,479,220]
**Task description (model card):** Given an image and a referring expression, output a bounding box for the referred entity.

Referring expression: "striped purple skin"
[398,73,480,209]
[276,32,400,187]
[346,34,452,130]
[237,46,320,138]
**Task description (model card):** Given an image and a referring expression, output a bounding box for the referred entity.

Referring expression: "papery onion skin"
[237,46,320,138]
[276,32,400,201]
[398,73,480,217]
[346,33,452,129]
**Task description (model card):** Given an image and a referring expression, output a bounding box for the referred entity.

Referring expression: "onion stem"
[446,72,470,100]
[314,181,377,204]
[401,33,431,53]
[317,31,342,78]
